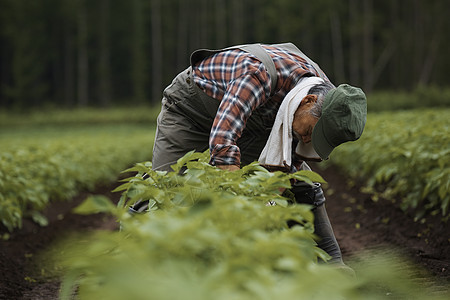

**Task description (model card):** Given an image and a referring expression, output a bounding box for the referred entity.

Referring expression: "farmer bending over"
[149,43,367,269]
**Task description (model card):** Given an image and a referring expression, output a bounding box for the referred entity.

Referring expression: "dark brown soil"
[1,166,449,299]
[313,164,450,282]
[0,185,120,300]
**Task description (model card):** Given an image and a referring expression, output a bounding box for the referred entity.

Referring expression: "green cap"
[312,84,367,160]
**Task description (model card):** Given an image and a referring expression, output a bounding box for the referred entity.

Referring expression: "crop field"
[326,108,449,222]
[0,107,449,299]
[0,108,156,232]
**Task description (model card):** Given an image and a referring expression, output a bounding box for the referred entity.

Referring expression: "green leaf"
[73,195,116,215]
[294,170,326,183]
[171,150,206,172]
[30,211,48,227]
[273,198,288,207]
[291,174,313,185]
[121,162,151,174]
[439,183,447,200]
[111,182,131,193]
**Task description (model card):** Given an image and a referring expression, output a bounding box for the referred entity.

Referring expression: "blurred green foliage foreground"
[49,151,448,300]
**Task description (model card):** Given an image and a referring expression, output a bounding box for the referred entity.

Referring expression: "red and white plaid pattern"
[192,44,329,166]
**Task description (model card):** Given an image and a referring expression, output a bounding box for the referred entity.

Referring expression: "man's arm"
[217,164,240,171]
[209,66,271,167]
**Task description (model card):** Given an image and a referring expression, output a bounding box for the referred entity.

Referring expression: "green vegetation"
[368,85,450,112]
[50,151,447,300]
[327,108,449,221]
[0,105,160,127]
[0,108,156,232]
[1,101,448,298]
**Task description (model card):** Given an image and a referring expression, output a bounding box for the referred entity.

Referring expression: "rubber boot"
[313,203,343,264]
[289,182,355,276]
[128,199,150,215]
[289,183,340,261]
[128,173,151,215]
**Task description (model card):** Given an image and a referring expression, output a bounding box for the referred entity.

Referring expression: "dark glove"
[290,182,326,207]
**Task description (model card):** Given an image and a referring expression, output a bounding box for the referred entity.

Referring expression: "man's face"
[292,95,319,144]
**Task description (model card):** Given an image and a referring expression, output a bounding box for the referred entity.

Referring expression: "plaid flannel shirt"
[192,44,327,167]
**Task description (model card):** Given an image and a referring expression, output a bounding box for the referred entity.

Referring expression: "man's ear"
[301,94,318,105]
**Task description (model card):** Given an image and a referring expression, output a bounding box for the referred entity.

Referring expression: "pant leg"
[152,98,210,172]
[289,182,344,264]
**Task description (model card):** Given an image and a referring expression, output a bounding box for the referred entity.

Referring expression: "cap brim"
[312,118,334,160]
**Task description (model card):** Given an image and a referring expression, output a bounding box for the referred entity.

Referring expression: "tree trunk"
[348,0,359,86]
[131,0,146,103]
[413,0,424,84]
[418,1,444,86]
[362,0,373,92]
[150,0,162,103]
[330,11,345,84]
[418,39,438,86]
[176,0,189,71]
[98,0,111,107]
[77,0,89,107]
[230,0,244,45]
[300,2,314,58]
[277,0,288,42]
[215,0,227,48]
[371,40,396,89]
[388,0,401,90]
[64,20,75,107]
[199,0,209,47]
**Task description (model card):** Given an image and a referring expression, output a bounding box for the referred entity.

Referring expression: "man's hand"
[217,165,240,171]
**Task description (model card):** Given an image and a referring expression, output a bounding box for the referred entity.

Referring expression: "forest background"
[0,0,449,111]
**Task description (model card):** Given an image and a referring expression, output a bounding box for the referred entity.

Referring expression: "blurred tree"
[417,0,444,86]
[230,0,244,45]
[176,0,189,71]
[299,2,315,59]
[362,0,373,93]
[77,0,89,107]
[1,0,48,110]
[150,0,162,104]
[330,9,345,84]
[131,0,146,103]
[62,0,76,107]
[214,0,227,48]
[347,0,360,87]
[0,0,449,110]
[98,0,112,107]
[199,0,210,47]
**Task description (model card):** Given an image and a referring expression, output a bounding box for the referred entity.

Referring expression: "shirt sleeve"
[209,59,271,166]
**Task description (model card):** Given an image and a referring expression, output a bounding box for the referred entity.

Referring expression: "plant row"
[49,151,446,300]
[0,106,160,127]
[368,85,450,112]
[327,108,449,221]
[0,124,154,232]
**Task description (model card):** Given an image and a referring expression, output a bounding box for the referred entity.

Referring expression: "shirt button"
[186,78,191,84]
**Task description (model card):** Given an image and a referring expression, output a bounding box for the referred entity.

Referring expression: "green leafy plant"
[367,85,450,112]
[0,124,154,231]
[326,108,449,221]
[0,106,159,127]
[50,151,448,300]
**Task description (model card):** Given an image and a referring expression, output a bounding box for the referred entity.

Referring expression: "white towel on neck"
[258,76,324,167]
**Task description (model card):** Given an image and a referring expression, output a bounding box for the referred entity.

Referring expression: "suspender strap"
[191,43,278,96]
[239,44,277,96]
[190,42,327,97]
[272,42,328,80]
